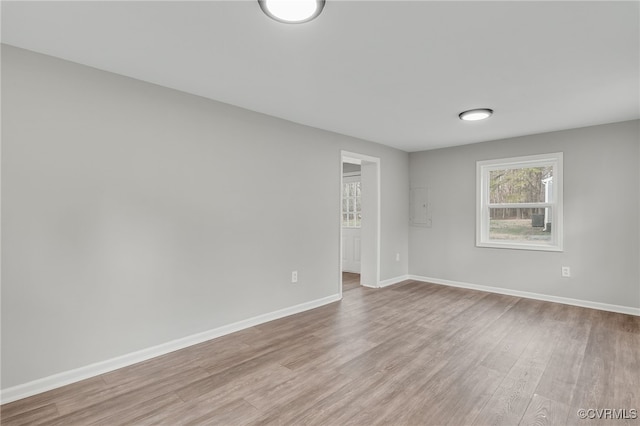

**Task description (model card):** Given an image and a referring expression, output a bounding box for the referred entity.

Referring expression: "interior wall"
[409,120,640,309]
[1,45,409,389]
[358,161,378,287]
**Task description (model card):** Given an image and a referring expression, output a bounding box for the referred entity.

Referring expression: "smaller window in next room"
[477,152,564,252]
[342,177,362,228]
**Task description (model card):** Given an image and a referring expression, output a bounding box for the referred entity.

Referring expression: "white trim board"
[0,293,342,404]
[408,275,640,316]
[379,275,411,288]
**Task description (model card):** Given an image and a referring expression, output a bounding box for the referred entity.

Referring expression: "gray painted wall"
[409,120,640,309]
[3,44,637,393]
[1,46,409,389]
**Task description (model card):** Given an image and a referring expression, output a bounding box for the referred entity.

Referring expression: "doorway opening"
[340,151,380,297]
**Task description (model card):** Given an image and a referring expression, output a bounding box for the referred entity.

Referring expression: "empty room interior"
[1,1,639,425]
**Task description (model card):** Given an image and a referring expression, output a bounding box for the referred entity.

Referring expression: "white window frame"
[342,174,361,229]
[476,152,564,252]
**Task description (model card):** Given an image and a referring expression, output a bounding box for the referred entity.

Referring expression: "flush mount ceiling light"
[259,0,325,24]
[459,108,494,121]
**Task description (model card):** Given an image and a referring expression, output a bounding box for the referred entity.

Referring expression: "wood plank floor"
[342,272,360,293]
[2,275,639,425]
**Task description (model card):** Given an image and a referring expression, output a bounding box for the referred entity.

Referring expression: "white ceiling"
[2,1,639,152]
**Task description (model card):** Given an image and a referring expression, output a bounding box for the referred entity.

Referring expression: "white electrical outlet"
[395,253,400,262]
[291,271,298,283]
[561,266,571,278]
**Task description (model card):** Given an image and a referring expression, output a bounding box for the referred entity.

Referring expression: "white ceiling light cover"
[459,109,494,121]
[259,0,325,23]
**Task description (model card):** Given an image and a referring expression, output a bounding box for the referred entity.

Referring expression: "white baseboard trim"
[408,275,640,316]
[379,275,411,288]
[0,293,341,405]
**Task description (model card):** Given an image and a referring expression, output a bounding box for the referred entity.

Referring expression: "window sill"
[476,241,563,252]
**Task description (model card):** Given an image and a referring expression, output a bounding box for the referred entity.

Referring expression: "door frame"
[340,151,381,297]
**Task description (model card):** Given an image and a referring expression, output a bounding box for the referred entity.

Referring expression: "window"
[477,152,563,251]
[342,177,361,228]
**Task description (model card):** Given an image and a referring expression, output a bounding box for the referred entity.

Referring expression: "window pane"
[489,166,552,204]
[489,207,552,243]
[478,153,562,251]
[342,180,362,228]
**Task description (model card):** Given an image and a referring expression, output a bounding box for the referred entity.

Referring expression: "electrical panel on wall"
[410,187,432,227]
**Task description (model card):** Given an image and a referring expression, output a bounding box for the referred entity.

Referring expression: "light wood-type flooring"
[2,274,639,425]
[342,272,360,293]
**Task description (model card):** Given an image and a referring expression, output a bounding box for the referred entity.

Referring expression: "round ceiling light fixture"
[259,0,325,24]
[459,108,494,121]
